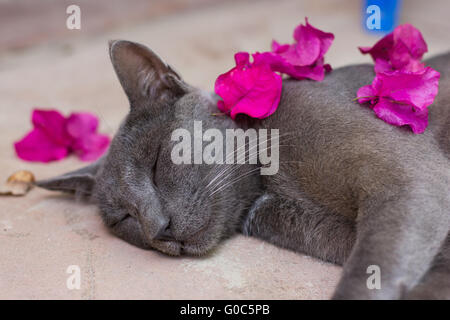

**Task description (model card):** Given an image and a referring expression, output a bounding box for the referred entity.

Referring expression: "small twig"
[353,96,375,101]
[211,112,228,116]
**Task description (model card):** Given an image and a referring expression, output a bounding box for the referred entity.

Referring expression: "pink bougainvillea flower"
[260,18,334,81]
[66,113,110,161]
[14,110,71,162]
[359,24,428,73]
[214,18,334,119]
[356,67,440,134]
[214,52,282,119]
[14,109,110,162]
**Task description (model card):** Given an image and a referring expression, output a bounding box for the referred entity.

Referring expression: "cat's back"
[426,52,450,157]
[260,56,450,218]
[268,53,450,156]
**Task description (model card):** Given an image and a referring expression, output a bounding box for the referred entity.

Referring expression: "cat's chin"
[181,240,217,256]
[151,239,182,256]
[149,237,217,256]
[150,240,215,256]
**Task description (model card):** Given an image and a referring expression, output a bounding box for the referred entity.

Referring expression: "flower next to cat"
[14,109,110,162]
[356,24,440,134]
[215,18,334,119]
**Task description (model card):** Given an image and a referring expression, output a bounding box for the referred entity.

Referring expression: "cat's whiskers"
[201,131,294,187]
[205,141,294,197]
[202,133,295,195]
[208,167,262,198]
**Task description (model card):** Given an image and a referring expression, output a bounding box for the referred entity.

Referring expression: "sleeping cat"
[36,40,450,299]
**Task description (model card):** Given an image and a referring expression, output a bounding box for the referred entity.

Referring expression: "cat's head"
[36,40,261,256]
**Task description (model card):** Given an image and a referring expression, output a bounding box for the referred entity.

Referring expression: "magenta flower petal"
[72,133,110,161]
[271,40,290,53]
[66,112,99,137]
[214,52,282,119]
[374,67,440,111]
[214,18,333,120]
[356,67,439,133]
[14,109,70,162]
[14,128,69,162]
[266,18,334,81]
[323,63,332,73]
[357,24,438,134]
[373,58,393,74]
[286,30,320,66]
[234,52,250,67]
[359,24,427,72]
[373,98,428,134]
[14,108,110,162]
[392,24,427,63]
[32,109,71,146]
[66,112,110,161]
[358,33,394,62]
[356,84,376,104]
[254,52,329,81]
[289,57,328,81]
[293,17,334,61]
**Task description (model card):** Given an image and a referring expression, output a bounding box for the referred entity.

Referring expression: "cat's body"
[247,54,450,299]
[36,40,450,299]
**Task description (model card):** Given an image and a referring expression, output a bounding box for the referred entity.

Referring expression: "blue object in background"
[362,0,402,34]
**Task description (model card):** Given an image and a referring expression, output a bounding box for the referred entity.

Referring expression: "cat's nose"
[153,219,175,241]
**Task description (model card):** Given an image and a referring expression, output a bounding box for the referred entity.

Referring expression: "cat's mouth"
[151,239,182,256]
[150,214,219,256]
[182,240,216,256]
[151,239,214,256]
[151,228,217,256]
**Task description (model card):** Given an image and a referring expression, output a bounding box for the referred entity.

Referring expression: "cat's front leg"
[243,193,356,265]
[403,233,450,299]
[333,185,450,300]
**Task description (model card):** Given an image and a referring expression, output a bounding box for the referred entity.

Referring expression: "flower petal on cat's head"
[14,128,69,162]
[214,52,282,119]
[373,98,428,134]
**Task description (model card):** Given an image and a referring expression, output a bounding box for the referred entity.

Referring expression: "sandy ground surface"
[0,0,449,299]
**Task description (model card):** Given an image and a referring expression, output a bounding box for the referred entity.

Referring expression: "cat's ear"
[109,40,188,111]
[35,160,102,197]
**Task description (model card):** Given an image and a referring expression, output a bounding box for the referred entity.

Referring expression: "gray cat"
[36,40,450,299]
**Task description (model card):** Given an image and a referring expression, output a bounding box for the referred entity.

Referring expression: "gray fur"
[36,40,450,299]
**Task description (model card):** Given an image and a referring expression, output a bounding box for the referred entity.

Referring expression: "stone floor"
[0,0,449,299]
